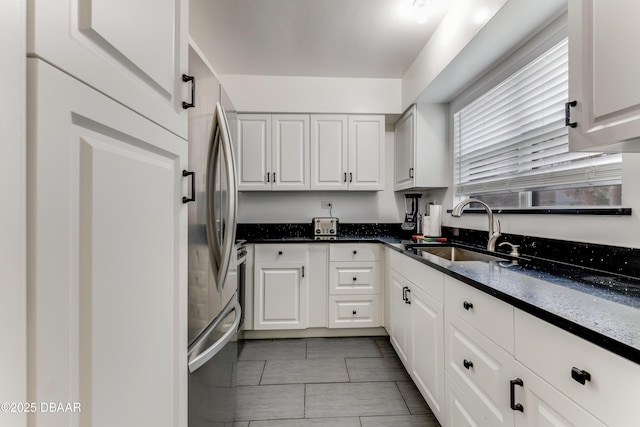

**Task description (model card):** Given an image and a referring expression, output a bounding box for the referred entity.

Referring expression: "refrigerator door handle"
[188,300,242,373]
[206,102,238,294]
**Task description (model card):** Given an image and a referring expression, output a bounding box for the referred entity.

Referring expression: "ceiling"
[196,0,452,79]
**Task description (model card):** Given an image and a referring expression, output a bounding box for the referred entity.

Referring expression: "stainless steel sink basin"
[414,246,508,262]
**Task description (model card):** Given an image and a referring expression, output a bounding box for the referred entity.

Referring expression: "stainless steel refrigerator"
[186,46,241,426]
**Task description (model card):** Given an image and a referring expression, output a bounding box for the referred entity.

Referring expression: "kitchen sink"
[413,246,508,262]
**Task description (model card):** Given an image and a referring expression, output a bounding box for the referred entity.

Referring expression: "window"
[453,38,622,209]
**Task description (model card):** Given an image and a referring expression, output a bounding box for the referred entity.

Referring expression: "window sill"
[446,207,632,216]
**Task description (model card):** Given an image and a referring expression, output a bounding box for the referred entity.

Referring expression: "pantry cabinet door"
[28,0,189,138]
[569,0,640,151]
[27,59,187,427]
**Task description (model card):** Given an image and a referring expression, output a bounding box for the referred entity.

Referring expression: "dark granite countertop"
[238,224,640,364]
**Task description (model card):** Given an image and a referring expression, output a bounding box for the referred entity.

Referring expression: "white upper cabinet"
[348,116,385,191]
[28,0,189,138]
[311,115,349,190]
[236,114,272,191]
[272,115,311,190]
[568,0,640,151]
[311,115,385,191]
[236,114,310,191]
[394,104,448,191]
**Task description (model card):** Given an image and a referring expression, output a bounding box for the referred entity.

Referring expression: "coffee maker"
[401,193,422,231]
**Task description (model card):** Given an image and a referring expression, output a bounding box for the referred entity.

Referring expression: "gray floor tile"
[374,338,397,358]
[236,384,304,421]
[238,339,307,361]
[307,337,382,359]
[235,360,265,386]
[360,414,440,427]
[305,382,410,418]
[346,357,411,382]
[396,381,431,415]
[249,417,361,427]
[261,358,349,384]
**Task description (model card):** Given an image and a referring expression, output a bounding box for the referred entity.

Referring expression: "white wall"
[238,127,410,223]
[1,1,27,426]
[218,74,402,115]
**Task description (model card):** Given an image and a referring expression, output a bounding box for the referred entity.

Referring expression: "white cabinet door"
[410,284,445,423]
[513,362,606,427]
[237,114,272,190]
[272,115,310,190]
[389,270,412,366]
[394,105,416,190]
[311,115,349,190]
[29,0,188,138]
[27,59,187,427]
[348,115,385,191]
[254,263,307,330]
[569,0,640,151]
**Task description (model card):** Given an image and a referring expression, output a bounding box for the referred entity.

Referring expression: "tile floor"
[233,336,441,427]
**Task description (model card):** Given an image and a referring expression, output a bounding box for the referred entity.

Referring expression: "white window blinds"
[453,38,622,197]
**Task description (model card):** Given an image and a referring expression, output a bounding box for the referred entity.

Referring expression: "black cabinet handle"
[463,301,473,311]
[267,172,270,183]
[409,167,414,178]
[344,172,347,182]
[349,172,353,182]
[565,100,577,128]
[182,170,195,203]
[571,367,591,385]
[402,286,408,302]
[463,359,474,370]
[510,378,524,412]
[273,172,276,182]
[302,266,305,277]
[182,74,195,109]
[405,288,411,304]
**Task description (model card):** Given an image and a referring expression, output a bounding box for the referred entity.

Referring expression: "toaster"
[313,217,338,237]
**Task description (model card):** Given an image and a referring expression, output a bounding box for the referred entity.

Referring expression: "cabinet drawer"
[445,312,514,427]
[328,295,381,328]
[445,371,491,427]
[330,262,379,294]
[389,250,444,303]
[254,244,309,263]
[515,309,640,427]
[330,243,380,262]
[444,276,514,353]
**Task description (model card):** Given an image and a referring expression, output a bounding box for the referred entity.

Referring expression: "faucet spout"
[451,198,500,251]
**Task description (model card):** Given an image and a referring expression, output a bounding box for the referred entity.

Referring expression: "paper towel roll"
[426,205,442,237]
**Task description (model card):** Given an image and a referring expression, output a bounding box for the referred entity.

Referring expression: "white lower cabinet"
[515,309,640,426]
[329,244,382,328]
[445,371,491,427]
[388,250,445,424]
[445,312,514,427]
[253,244,309,330]
[512,362,606,427]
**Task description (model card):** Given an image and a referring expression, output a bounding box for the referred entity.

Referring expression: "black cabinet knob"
[353,250,357,255]
[352,310,357,315]
[278,251,283,255]
[571,367,591,385]
[463,359,474,370]
[463,301,473,310]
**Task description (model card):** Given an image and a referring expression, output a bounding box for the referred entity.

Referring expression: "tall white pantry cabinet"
[27,1,189,426]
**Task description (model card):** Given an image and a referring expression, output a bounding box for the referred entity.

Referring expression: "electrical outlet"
[321,201,332,209]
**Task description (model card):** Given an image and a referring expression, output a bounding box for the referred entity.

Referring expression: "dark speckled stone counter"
[237,223,640,364]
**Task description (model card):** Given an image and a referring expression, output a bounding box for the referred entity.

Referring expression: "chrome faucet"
[451,198,501,251]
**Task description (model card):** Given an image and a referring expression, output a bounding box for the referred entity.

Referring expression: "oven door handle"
[187,300,241,373]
